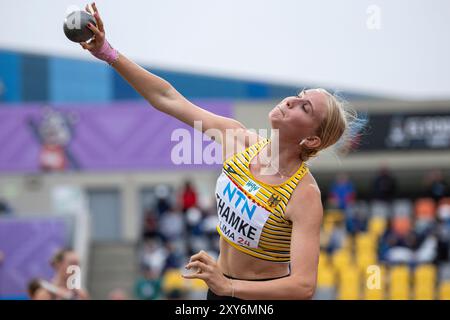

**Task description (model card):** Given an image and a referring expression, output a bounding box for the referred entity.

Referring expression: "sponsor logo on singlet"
[243,180,261,196]
[215,173,270,248]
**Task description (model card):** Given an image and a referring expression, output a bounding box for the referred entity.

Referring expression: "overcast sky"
[1,0,449,100]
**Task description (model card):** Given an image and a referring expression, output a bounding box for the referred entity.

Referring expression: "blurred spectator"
[163,241,184,272]
[413,214,438,265]
[155,184,172,216]
[142,208,159,240]
[378,218,417,265]
[180,180,198,212]
[424,170,449,202]
[201,206,220,252]
[0,250,4,265]
[372,166,397,201]
[159,206,185,242]
[50,248,89,299]
[378,215,438,266]
[184,207,207,254]
[325,219,346,255]
[328,173,357,234]
[156,197,171,216]
[186,207,203,236]
[438,201,450,231]
[134,269,162,300]
[345,201,369,235]
[328,173,356,211]
[27,279,53,300]
[202,206,219,236]
[28,278,79,300]
[0,198,12,215]
[434,213,450,265]
[414,232,437,265]
[139,239,168,275]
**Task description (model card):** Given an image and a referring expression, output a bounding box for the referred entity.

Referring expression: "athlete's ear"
[300,136,321,149]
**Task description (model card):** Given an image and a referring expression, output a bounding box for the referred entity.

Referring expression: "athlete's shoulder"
[285,172,323,222]
[294,169,321,195]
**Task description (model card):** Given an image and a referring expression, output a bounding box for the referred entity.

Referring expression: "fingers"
[183,260,208,280]
[190,250,215,264]
[186,261,210,273]
[182,272,207,280]
[91,2,99,14]
[91,2,105,32]
[87,22,102,38]
[80,42,92,50]
[85,3,93,15]
[80,41,96,51]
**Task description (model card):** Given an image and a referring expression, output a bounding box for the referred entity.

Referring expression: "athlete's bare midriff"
[217,239,290,280]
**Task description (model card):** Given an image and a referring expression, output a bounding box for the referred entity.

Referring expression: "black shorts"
[206,273,290,300]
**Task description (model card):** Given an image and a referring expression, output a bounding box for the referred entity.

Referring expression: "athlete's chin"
[268,112,282,128]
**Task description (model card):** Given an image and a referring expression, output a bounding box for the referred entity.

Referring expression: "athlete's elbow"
[302,284,316,300]
[292,278,316,300]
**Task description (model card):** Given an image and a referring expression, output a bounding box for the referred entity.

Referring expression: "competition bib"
[215,172,271,248]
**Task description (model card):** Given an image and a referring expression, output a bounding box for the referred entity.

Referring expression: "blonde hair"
[50,248,72,268]
[300,88,362,162]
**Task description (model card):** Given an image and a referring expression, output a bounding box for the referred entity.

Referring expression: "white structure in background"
[52,185,91,287]
[0,0,449,100]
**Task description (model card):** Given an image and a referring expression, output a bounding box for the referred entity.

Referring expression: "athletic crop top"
[215,138,309,263]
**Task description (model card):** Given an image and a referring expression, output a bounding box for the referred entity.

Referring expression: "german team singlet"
[215,138,309,263]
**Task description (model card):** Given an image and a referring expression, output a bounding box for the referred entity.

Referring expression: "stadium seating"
[368,216,387,237]
[337,265,361,300]
[389,265,410,300]
[413,264,436,300]
[415,198,437,220]
[439,281,450,300]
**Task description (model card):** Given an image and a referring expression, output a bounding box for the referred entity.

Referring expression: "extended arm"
[80,3,244,143]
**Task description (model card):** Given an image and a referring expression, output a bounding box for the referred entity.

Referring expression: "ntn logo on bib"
[216,173,270,248]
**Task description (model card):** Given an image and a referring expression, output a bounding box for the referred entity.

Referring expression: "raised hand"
[80,3,105,52]
[80,2,119,65]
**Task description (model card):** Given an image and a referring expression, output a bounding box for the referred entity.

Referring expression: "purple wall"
[0,218,67,298]
[0,101,232,173]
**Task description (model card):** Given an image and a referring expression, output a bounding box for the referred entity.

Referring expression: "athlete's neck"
[262,136,303,178]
